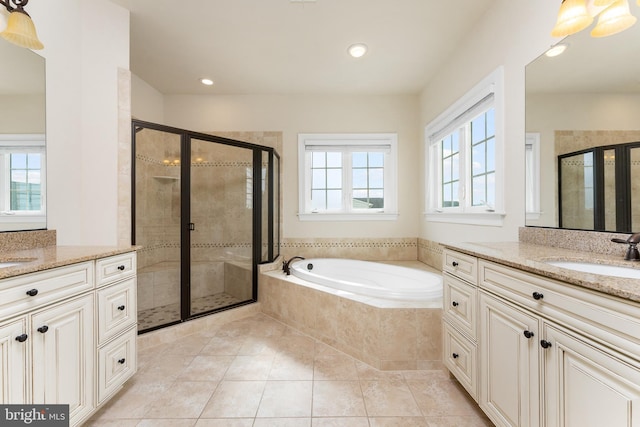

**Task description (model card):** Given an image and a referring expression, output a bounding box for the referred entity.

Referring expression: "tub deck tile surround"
[260,261,443,371]
[88,312,494,426]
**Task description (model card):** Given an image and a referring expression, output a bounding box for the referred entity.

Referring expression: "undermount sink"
[545,260,640,279]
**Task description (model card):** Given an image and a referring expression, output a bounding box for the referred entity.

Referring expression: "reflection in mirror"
[525,19,640,232]
[0,38,46,231]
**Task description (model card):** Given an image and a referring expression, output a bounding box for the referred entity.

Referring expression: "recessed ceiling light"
[200,78,214,86]
[545,43,568,57]
[348,43,368,58]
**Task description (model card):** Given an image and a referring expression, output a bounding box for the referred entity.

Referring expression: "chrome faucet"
[282,256,305,275]
[611,233,640,261]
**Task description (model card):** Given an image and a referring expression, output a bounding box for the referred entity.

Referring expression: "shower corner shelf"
[153,175,180,181]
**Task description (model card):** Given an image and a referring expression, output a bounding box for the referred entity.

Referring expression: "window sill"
[298,212,399,222]
[424,211,506,226]
[526,211,542,221]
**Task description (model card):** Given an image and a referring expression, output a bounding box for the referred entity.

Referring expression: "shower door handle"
[189,222,195,231]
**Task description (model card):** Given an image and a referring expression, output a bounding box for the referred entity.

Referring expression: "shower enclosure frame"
[131,119,281,333]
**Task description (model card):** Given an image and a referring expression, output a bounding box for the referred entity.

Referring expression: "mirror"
[525,21,640,232]
[0,38,46,232]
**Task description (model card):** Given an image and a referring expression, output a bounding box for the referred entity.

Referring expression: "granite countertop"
[0,245,139,280]
[444,241,640,303]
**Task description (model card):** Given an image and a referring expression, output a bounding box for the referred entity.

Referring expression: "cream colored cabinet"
[479,291,540,427]
[442,248,479,399]
[32,294,94,424]
[443,248,640,427]
[0,250,137,427]
[543,323,640,427]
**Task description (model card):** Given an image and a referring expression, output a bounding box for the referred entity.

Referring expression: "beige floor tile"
[256,381,313,418]
[90,381,171,420]
[164,334,212,355]
[143,381,217,418]
[178,355,234,382]
[356,361,404,381]
[361,380,422,417]
[312,381,366,417]
[407,379,482,417]
[369,417,429,426]
[238,336,279,355]
[275,335,317,356]
[194,419,253,427]
[135,354,195,384]
[313,354,359,380]
[200,380,266,418]
[136,420,198,427]
[83,420,140,427]
[200,335,247,356]
[224,354,275,380]
[253,418,311,427]
[311,417,370,427]
[269,352,314,380]
[425,416,495,427]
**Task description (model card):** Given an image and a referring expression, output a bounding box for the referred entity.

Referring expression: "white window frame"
[425,67,505,226]
[298,133,398,221]
[525,132,541,220]
[0,134,46,228]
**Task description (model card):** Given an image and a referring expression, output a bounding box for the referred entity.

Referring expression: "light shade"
[0,10,43,50]
[594,0,616,6]
[551,0,594,37]
[591,0,637,37]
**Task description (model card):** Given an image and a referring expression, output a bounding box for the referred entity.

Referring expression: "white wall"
[419,0,560,244]
[132,74,164,123]
[29,0,129,245]
[160,94,421,238]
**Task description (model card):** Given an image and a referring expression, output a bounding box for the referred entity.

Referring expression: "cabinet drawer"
[479,260,640,362]
[443,320,477,400]
[96,252,136,287]
[0,262,94,319]
[443,249,478,285]
[97,278,137,345]
[98,326,137,404]
[443,274,477,339]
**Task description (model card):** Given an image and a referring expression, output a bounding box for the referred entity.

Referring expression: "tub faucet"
[283,256,305,275]
[611,233,640,261]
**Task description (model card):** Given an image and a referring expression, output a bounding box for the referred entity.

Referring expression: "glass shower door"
[189,138,255,316]
[134,126,183,331]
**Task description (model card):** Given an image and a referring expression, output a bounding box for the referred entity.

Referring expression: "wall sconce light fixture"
[0,0,43,50]
[552,0,637,38]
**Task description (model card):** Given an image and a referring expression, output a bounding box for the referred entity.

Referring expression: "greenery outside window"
[298,133,398,221]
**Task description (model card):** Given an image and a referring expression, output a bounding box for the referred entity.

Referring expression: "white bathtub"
[289,258,442,306]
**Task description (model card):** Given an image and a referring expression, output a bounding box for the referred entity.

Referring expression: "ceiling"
[110,0,498,96]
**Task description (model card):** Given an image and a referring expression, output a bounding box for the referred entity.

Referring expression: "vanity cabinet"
[443,248,640,427]
[0,251,137,427]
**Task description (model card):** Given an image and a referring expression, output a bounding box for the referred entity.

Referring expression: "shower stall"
[132,120,280,332]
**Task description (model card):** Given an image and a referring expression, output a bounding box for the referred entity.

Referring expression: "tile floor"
[87,313,493,427]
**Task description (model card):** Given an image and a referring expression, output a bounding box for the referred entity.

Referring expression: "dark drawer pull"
[523,330,534,339]
[532,292,544,300]
[37,325,49,334]
[117,265,126,271]
[452,301,459,307]
[452,353,459,359]
[117,358,126,364]
[117,305,126,311]
[15,334,28,343]
[540,340,552,349]
[452,261,459,267]
[26,289,38,297]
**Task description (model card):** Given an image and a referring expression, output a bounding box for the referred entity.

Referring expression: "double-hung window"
[425,67,505,226]
[298,133,398,221]
[0,134,46,230]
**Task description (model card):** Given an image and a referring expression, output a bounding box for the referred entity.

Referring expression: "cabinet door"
[31,294,94,425]
[480,292,540,427]
[544,324,640,427]
[0,318,29,404]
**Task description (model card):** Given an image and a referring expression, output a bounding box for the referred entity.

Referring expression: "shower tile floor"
[87,313,494,427]
[138,293,243,331]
